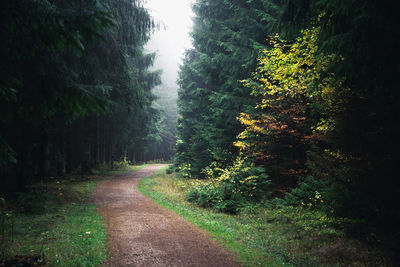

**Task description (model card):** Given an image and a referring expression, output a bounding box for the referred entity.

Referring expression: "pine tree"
[0,0,161,190]
[174,0,283,177]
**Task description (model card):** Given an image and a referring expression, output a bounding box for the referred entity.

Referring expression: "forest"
[174,0,399,223]
[172,0,399,262]
[1,0,399,265]
[0,0,175,193]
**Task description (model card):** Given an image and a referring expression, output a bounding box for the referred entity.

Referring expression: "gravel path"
[91,165,241,267]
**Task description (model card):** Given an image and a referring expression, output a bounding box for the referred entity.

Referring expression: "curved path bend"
[91,164,241,267]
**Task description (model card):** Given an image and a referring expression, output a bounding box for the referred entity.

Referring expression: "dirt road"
[91,165,241,266]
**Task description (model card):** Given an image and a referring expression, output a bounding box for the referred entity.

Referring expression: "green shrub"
[269,176,376,222]
[185,187,199,203]
[177,163,193,178]
[272,176,327,208]
[185,156,270,213]
[186,183,245,213]
[113,156,130,168]
[166,167,174,174]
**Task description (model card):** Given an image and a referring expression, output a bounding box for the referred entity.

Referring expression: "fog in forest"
[1,1,399,265]
[145,0,193,92]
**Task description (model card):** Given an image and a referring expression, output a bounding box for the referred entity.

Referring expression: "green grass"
[139,169,393,267]
[0,164,145,266]
[139,168,284,266]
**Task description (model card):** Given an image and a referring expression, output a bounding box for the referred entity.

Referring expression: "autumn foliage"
[236,23,343,187]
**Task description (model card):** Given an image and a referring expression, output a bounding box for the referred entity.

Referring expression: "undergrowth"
[139,169,394,267]
[0,164,144,266]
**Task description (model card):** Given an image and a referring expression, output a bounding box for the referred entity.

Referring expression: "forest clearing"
[1,0,399,266]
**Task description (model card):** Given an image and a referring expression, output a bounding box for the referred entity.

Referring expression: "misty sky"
[145,0,194,89]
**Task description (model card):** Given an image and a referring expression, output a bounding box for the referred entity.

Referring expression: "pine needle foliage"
[0,0,162,190]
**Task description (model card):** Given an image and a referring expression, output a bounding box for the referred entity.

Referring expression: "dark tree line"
[174,0,400,234]
[0,0,167,193]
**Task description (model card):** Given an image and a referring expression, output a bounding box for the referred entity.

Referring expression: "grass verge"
[0,164,145,266]
[139,168,283,266]
[139,169,393,267]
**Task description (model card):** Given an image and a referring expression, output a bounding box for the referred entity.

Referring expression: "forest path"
[91,164,241,267]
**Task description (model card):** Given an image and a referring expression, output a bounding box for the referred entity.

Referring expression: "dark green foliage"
[176,2,400,255]
[0,0,162,192]
[145,84,178,162]
[272,176,326,208]
[186,156,271,213]
[278,0,400,226]
[173,49,212,176]
[269,176,375,222]
[186,184,244,214]
[174,0,283,177]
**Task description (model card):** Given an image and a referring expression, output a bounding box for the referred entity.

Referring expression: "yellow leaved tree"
[235,17,349,185]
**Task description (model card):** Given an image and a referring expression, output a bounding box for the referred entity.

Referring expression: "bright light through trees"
[145,0,193,88]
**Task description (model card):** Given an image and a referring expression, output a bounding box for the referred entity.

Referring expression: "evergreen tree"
[0,0,161,191]
[174,0,283,177]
